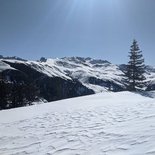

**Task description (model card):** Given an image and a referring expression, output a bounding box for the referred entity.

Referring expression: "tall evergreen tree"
[126,40,146,91]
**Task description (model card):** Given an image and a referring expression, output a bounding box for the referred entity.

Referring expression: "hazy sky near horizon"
[0,0,155,65]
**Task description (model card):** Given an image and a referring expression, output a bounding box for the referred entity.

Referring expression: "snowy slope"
[51,57,125,92]
[0,92,155,155]
[0,61,15,72]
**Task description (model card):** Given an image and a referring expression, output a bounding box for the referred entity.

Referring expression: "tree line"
[0,79,38,110]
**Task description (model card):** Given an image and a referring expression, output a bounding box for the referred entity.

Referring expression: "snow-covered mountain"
[1,57,155,154]
[0,57,125,91]
[0,56,155,104]
[1,91,155,154]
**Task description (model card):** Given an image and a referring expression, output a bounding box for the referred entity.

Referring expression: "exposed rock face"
[36,77,94,101]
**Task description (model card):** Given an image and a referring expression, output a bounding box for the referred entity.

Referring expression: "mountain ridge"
[0,56,155,108]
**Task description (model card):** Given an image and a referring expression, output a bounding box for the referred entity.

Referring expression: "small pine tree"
[126,40,146,91]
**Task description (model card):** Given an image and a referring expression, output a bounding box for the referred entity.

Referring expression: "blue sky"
[0,0,155,65]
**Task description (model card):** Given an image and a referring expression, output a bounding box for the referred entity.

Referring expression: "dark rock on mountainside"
[37,77,94,101]
[88,77,125,92]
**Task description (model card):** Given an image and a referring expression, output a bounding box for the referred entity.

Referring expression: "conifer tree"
[126,40,146,91]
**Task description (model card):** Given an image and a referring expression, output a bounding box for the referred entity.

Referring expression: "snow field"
[0,92,155,155]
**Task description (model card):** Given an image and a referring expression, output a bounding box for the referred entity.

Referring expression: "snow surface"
[0,91,155,155]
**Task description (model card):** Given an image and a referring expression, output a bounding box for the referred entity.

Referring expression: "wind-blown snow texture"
[0,91,155,155]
